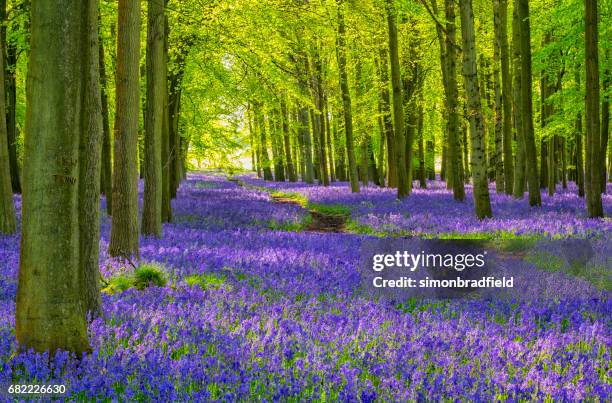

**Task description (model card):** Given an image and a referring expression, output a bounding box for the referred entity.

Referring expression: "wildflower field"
[1,173,609,401]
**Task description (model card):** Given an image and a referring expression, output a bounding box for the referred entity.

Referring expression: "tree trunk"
[417,96,426,188]
[584,0,603,217]
[493,0,505,193]
[601,59,609,192]
[511,3,526,198]
[298,104,314,183]
[459,0,492,219]
[281,96,297,182]
[80,0,104,317]
[575,69,585,197]
[142,0,164,238]
[256,103,273,180]
[517,0,541,206]
[109,0,141,258]
[386,0,407,198]
[313,47,329,186]
[0,6,15,234]
[17,0,99,353]
[1,0,21,194]
[99,27,113,216]
[337,0,359,192]
[324,97,335,182]
[496,0,514,194]
[377,46,396,187]
[444,0,465,200]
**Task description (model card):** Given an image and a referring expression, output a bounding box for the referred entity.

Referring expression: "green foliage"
[525,251,611,291]
[308,203,351,218]
[133,264,168,290]
[102,263,168,294]
[184,272,230,291]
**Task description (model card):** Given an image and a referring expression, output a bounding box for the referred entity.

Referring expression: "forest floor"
[0,172,610,401]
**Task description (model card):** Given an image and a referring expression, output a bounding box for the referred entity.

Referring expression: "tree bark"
[255,103,273,180]
[386,0,408,198]
[281,95,297,182]
[1,0,21,194]
[337,0,359,192]
[459,0,492,218]
[584,0,603,217]
[80,0,104,317]
[324,97,335,182]
[444,0,464,200]
[99,26,113,216]
[0,5,15,234]
[17,0,99,353]
[511,3,526,198]
[517,0,541,206]
[109,0,141,258]
[493,0,505,193]
[377,46,396,187]
[142,0,164,237]
[496,0,514,194]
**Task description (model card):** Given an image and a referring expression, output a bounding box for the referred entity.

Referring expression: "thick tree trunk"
[109,0,141,258]
[0,9,15,234]
[17,0,98,353]
[386,0,408,198]
[517,0,541,206]
[584,0,603,217]
[142,0,164,238]
[337,1,359,192]
[459,0,492,219]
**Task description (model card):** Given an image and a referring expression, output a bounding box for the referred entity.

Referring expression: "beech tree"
[17,0,102,353]
[459,0,492,218]
[0,17,15,235]
[584,0,603,217]
[142,0,165,237]
[109,0,141,258]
